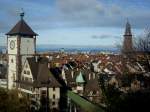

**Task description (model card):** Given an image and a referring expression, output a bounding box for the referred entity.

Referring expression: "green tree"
[0,88,30,112]
[99,74,150,112]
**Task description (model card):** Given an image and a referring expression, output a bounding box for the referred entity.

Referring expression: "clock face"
[10,40,15,50]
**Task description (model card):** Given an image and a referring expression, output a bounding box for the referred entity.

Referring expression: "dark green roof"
[76,71,85,83]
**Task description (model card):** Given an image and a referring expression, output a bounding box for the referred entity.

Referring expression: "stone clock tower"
[6,12,37,89]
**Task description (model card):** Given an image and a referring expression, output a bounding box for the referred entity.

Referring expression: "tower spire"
[124,19,132,36]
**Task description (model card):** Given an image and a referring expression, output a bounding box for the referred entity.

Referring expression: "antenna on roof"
[20,8,25,20]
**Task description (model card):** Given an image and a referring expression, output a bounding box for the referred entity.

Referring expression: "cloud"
[109,5,122,15]
[54,0,105,25]
[52,0,150,28]
[55,0,104,14]
[0,0,150,32]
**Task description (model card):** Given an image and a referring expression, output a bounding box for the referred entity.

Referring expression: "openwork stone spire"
[122,20,133,54]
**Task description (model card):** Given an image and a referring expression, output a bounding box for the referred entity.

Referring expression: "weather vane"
[20,8,25,19]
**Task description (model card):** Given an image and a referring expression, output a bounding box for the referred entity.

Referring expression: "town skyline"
[0,0,150,46]
[0,1,150,112]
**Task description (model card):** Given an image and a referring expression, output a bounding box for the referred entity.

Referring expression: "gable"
[21,60,33,82]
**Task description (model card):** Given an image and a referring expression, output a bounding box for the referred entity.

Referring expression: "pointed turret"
[76,71,85,83]
[124,20,132,36]
[76,71,85,96]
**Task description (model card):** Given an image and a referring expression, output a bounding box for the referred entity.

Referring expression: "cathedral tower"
[6,11,37,89]
[122,20,133,54]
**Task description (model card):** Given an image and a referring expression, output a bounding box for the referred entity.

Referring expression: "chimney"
[71,71,74,78]
[35,55,40,62]
[89,73,91,80]
[93,73,95,79]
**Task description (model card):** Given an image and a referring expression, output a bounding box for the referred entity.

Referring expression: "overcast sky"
[0,0,150,46]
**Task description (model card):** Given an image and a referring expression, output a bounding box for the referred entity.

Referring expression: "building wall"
[20,38,35,55]
[39,87,60,109]
[8,55,17,89]
[7,36,35,89]
[21,60,33,82]
[49,87,60,109]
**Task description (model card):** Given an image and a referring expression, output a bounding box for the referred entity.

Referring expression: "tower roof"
[124,20,132,36]
[6,12,37,36]
[76,71,85,83]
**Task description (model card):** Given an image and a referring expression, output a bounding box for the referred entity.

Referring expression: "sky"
[0,0,150,47]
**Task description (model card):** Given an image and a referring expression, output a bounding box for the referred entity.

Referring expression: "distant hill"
[36,44,119,53]
[0,45,119,53]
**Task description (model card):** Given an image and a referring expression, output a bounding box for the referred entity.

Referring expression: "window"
[11,59,13,63]
[29,78,32,82]
[25,77,28,81]
[52,102,55,105]
[41,90,46,96]
[53,94,55,99]
[93,90,96,95]
[53,87,55,91]
[13,73,15,81]
[21,76,24,81]
[26,64,28,68]
[27,71,30,75]
[24,71,26,74]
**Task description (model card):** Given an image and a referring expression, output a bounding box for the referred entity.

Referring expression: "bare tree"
[135,28,150,53]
